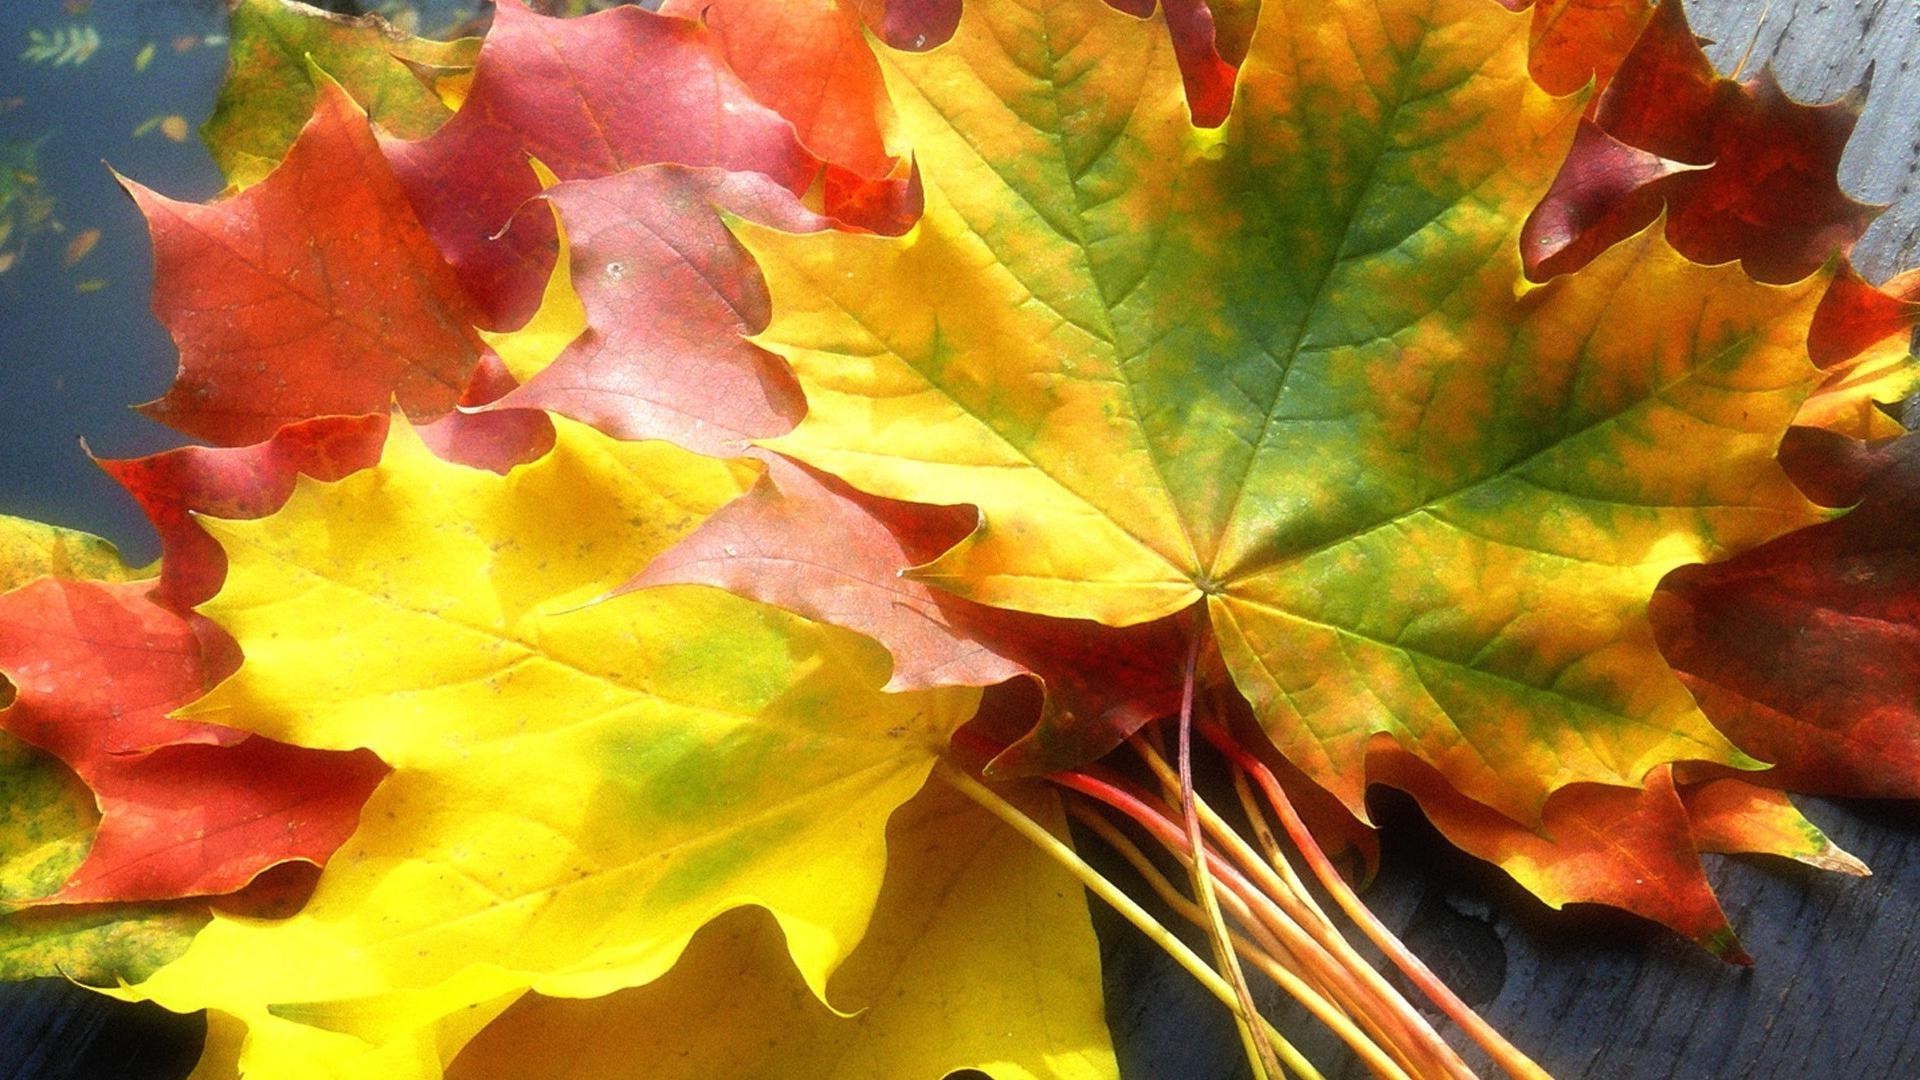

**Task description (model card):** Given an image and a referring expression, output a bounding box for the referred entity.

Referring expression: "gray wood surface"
[1092,789,1920,1079]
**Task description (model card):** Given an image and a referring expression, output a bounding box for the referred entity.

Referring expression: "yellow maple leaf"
[113,415,981,1077]
[448,780,1117,1080]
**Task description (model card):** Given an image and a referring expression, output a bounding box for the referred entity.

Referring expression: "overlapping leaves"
[117,417,985,1074]
[741,0,1829,828]
[0,0,1915,1075]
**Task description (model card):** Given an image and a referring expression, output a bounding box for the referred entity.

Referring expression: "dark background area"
[1095,788,1920,1079]
[0,0,227,562]
[1,1,1918,1077]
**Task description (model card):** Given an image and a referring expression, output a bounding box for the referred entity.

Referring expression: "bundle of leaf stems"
[944,627,1551,1080]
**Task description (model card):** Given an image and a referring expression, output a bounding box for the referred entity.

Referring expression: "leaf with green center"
[739,0,1829,824]
[206,0,480,190]
[446,780,1116,1080]
[114,416,980,1077]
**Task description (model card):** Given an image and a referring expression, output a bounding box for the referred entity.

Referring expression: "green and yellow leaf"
[744,0,1836,822]
[207,0,480,189]
[0,515,138,588]
[448,780,1116,1080]
[114,417,980,1077]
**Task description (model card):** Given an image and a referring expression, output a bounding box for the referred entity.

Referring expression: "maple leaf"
[206,0,480,189]
[381,0,817,324]
[114,416,978,1075]
[0,731,204,983]
[487,165,817,457]
[128,78,488,446]
[1521,0,1878,284]
[1516,0,1652,97]
[734,0,1844,827]
[445,781,1116,1080]
[1654,428,1920,799]
[1681,777,1869,876]
[0,579,387,902]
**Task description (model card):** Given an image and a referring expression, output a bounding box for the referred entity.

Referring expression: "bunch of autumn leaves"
[2,0,1919,1075]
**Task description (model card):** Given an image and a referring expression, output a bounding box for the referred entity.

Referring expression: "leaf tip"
[1809,845,1872,879]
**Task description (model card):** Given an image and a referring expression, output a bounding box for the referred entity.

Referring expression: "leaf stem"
[1202,722,1552,1080]
[1065,802,1415,1080]
[1220,767,1439,1077]
[1054,764,1434,1076]
[1129,738,1474,1080]
[1175,621,1284,1080]
[936,762,1326,1080]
